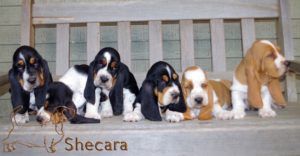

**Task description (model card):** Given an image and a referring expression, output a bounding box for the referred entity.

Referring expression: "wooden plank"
[180,20,194,71]
[20,0,34,46]
[278,0,297,102]
[117,22,131,69]
[32,0,279,24]
[0,73,8,86]
[56,24,70,75]
[210,19,226,72]
[0,83,10,96]
[241,18,256,56]
[149,21,163,66]
[87,22,100,64]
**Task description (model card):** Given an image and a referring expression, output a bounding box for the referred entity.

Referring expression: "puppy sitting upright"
[229,40,289,119]
[181,66,232,120]
[124,61,186,122]
[84,47,139,120]
[8,46,52,124]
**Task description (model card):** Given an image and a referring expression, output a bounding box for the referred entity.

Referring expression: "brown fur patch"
[100,58,107,65]
[51,111,67,124]
[198,83,213,120]
[208,80,232,107]
[172,73,178,80]
[37,69,45,87]
[155,87,170,105]
[111,61,117,69]
[29,57,36,65]
[18,77,24,87]
[268,78,286,107]
[17,60,24,66]
[162,75,169,82]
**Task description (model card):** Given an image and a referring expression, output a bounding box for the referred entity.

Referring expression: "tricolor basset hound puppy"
[229,40,289,119]
[37,47,139,123]
[181,66,232,120]
[36,82,101,124]
[124,61,186,122]
[8,46,53,124]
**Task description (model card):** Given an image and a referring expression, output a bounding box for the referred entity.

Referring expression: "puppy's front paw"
[123,112,143,122]
[13,113,29,124]
[215,110,233,120]
[165,110,184,123]
[85,112,101,120]
[259,108,276,118]
[101,110,113,118]
[231,110,246,119]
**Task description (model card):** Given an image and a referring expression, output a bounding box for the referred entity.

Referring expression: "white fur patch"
[184,67,207,108]
[94,52,113,89]
[123,88,136,115]
[84,88,101,120]
[166,65,171,78]
[29,92,37,111]
[123,103,144,122]
[37,107,50,123]
[59,67,87,109]
[100,88,113,118]
[13,112,29,124]
[161,83,180,106]
[165,109,184,122]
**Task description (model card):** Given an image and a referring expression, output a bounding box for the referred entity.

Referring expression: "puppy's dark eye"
[201,83,207,88]
[111,61,118,69]
[100,59,107,65]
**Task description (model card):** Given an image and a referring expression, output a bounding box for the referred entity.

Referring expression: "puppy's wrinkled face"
[13,46,45,92]
[154,65,180,106]
[92,48,120,90]
[251,40,288,78]
[182,66,208,109]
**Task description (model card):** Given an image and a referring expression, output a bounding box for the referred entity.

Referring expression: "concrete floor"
[0,102,300,156]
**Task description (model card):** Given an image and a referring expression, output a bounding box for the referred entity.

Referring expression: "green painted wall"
[0,0,299,116]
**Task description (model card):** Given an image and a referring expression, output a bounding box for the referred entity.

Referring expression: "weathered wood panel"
[87,22,100,64]
[20,0,34,46]
[210,19,226,72]
[180,20,194,70]
[149,21,163,66]
[32,0,279,24]
[117,22,131,69]
[56,23,70,75]
[0,7,21,25]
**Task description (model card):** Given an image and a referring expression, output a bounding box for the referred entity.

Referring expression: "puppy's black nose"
[194,97,203,104]
[283,60,290,67]
[171,92,179,99]
[28,76,36,84]
[100,76,109,83]
[36,116,43,123]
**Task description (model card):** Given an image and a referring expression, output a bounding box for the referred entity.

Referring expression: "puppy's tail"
[69,115,100,124]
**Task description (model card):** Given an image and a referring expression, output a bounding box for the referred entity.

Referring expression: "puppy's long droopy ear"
[84,61,96,104]
[109,64,126,115]
[198,83,213,120]
[245,51,263,109]
[268,78,286,107]
[35,59,53,109]
[140,81,162,121]
[8,69,29,114]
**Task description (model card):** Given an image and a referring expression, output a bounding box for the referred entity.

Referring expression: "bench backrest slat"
[87,22,100,64]
[180,20,195,70]
[241,18,256,56]
[56,23,70,75]
[117,22,131,69]
[149,21,163,66]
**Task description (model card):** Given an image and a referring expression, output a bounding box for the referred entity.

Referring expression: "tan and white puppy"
[181,66,232,120]
[229,40,288,119]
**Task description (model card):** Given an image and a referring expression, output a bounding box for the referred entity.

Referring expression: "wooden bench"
[0,0,297,102]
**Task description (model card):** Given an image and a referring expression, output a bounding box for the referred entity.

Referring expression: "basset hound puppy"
[36,82,100,124]
[229,40,289,119]
[124,61,186,122]
[8,46,53,124]
[37,47,139,122]
[181,66,232,120]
